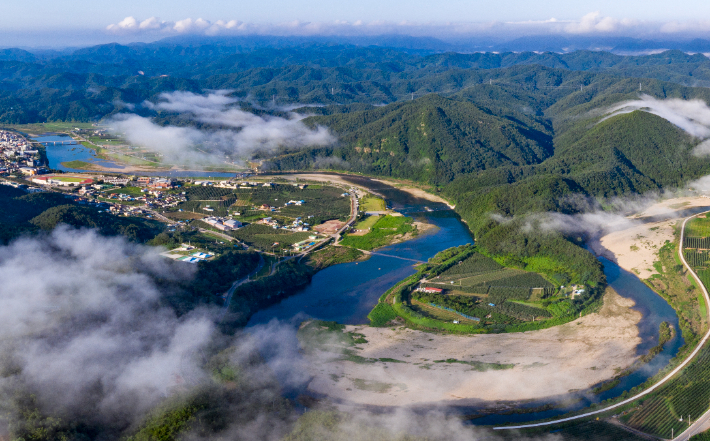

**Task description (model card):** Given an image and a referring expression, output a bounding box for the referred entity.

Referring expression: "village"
[0,130,44,176]
[1,156,363,264]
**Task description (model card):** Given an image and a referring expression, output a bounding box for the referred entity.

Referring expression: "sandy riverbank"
[304,288,641,407]
[591,196,710,279]
[275,173,453,207]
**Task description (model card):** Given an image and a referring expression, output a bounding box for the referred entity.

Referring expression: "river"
[246,174,684,424]
[33,134,238,177]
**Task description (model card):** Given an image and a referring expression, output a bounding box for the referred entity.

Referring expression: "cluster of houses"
[189,179,307,192]
[561,284,586,298]
[136,177,176,188]
[257,216,311,232]
[0,130,42,175]
[202,216,243,231]
[101,189,186,209]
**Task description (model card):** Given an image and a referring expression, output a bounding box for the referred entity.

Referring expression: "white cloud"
[599,95,710,157]
[139,17,163,30]
[107,90,336,167]
[106,16,139,32]
[104,13,659,38]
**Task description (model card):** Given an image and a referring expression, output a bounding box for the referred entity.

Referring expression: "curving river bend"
[247,174,684,424]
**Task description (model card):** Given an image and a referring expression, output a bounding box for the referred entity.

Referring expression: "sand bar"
[305,289,641,407]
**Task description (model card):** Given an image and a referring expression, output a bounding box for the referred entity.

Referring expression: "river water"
[246,174,684,424]
[33,134,237,178]
[34,135,125,171]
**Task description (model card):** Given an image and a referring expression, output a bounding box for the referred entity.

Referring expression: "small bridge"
[364,250,426,264]
[38,141,79,146]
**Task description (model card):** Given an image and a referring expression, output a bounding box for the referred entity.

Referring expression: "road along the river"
[494,210,710,435]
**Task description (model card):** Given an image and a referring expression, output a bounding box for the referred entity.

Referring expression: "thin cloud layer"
[601,95,710,157]
[107,90,335,167]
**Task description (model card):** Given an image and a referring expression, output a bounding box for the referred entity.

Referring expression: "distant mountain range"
[2,34,710,63]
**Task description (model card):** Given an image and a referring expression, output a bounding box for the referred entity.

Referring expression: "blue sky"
[3,0,710,46]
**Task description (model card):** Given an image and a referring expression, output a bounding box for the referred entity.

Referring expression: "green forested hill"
[284,95,553,184]
[443,111,706,224]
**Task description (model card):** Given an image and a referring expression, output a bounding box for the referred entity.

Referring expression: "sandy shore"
[370,178,454,208]
[591,196,710,279]
[275,173,453,206]
[305,288,641,407]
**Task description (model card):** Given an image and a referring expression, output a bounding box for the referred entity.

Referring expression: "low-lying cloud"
[601,94,710,157]
[0,226,213,431]
[107,90,335,167]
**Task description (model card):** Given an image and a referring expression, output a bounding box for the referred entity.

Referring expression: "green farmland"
[367,244,594,332]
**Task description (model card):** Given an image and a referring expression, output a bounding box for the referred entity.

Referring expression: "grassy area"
[306,245,366,270]
[647,239,706,343]
[686,214,710,238]
[51,176,87,183]
[340,215,415,250]
[1,122,95,134]
[60,160,103,170]
[352,214,380,230]
[104,186,145,197]
[361,194,386,211]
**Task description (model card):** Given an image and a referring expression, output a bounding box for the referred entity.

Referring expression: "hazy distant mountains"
[2,34,710,64]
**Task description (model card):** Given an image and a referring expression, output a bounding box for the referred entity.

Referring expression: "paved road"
[218,253,265,322]
[197,227,237,242]
[141,207,175,224]
[334,192,359,244]
[494,210,710,434]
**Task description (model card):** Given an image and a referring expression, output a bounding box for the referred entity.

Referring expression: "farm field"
[360,194,386,211]
[1,122,95,135]
[163,183,351,240]
[614,216,710,439]
[231,224,315,252]
[368,244,591,333]
[686,214,710,238]
[352,214,380,231]
[305,288,642,406]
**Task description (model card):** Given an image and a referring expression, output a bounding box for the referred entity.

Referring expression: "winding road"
[493,210,710,439]
[218,253,265,322]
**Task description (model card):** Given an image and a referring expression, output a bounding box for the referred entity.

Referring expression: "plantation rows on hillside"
[369,245,599,332]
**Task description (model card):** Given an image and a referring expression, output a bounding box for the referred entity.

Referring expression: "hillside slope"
[271,94,554,184]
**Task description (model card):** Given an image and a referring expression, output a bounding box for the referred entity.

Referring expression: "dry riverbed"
[303,288,641,407]
[591,196,710,279]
